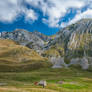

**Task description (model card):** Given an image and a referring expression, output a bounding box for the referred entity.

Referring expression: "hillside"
[0,39,49,72]
[45,19,92,70]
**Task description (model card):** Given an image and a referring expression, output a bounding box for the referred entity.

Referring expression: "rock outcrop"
[46,19,92,70]
[50,57,67,68]
[0,29,50,51]
[68,57,89,70]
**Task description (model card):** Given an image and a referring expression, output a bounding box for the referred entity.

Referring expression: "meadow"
[0,67,92,92]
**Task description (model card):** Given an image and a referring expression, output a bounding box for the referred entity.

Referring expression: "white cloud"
[25,0,86,27]
[44,0,86,27]
[69,9,92,24]
[25,9,38,22]
[61,9,92,27]
[43,18,59,27]
[0,0,20,22]
[0,0,38,23]
[0,0,92,28]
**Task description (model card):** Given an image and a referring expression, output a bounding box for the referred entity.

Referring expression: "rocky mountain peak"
[47,19,92,58]
[0,29,48,51]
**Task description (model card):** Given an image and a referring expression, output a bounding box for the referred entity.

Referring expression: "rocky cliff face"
[45,19,92,70]
[33,31,51,42]
[48,19,92,57]
[0,29,49,52]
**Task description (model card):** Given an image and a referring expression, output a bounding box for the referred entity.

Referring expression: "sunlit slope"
[0,39,49,71]
[0,39,45,62]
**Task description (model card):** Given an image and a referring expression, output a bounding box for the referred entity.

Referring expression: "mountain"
[33,31,51,42]
[49,19,92,57]
[44,19,92,70]
[0,19,92,70]
[0,29,50,52]
[0,39,49,72]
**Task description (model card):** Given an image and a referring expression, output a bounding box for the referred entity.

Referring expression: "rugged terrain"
[0,19,92,92]
[48,19,92,57]
[0,19,92,70]
[0,29,51,52]
[44,19,92,70]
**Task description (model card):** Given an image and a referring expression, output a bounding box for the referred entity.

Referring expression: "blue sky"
[0,0,92,35]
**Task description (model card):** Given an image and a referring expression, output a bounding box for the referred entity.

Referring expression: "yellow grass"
[0,39,45,62]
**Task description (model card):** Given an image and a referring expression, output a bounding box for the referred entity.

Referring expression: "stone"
[69,57,89,70]
[51,56,67,68]
[80,57,89,70]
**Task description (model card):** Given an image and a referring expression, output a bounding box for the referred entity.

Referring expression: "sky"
[0,0,92,35]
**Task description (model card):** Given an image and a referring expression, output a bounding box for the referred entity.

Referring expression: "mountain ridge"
[43,19,92,70]
[0,19,92,70]
[0,29,51,52]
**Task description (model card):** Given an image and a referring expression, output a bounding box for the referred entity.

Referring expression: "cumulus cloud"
[0,0,92,28]
[60,9,92,28]
[0,0,38,23]
[25,0,86,27]
[68,9,92,25]
[42,0,87,27]
[25,9,38,22]
[0,0,20,22]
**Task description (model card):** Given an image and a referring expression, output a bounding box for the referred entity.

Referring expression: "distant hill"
[0,29,51,52]
[0,39,50,72]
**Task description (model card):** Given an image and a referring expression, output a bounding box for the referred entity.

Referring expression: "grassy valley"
[0,19,92,92]
[0,68,92,92]
[0,40,91,92]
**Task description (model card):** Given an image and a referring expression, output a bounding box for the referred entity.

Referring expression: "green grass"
[61,84,88,89]
[0,68,92,92]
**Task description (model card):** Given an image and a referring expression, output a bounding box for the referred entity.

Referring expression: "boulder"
[80,57,89,70]
[50,56,67,68]
[69,57,89,70]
